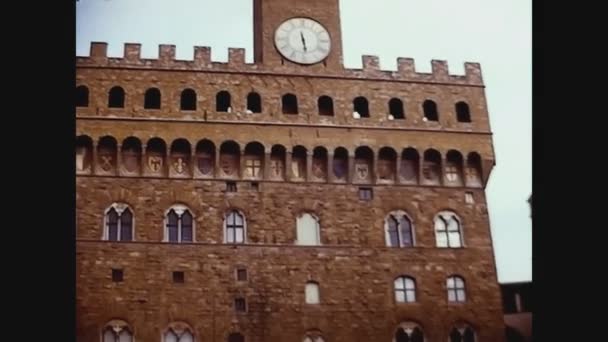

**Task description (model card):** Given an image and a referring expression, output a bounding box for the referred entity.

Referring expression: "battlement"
[78,42,483,85]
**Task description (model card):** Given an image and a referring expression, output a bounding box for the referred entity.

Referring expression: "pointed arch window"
[104,203,133,241]
[165,205,194,243]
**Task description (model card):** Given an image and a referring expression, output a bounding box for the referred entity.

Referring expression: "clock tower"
[253,0,344,70]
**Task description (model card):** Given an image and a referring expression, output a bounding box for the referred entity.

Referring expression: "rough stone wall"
[76,177,504,341]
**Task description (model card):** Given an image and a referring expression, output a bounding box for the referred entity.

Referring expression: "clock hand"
[300,31,307,52]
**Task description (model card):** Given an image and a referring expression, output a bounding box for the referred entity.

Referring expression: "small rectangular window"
[226,182,237,192]
[235,298,247,312]
[112,269,123,282]
[236,268,248,281]
[359,187,373,201]
[465,192,474,204]
[172,271,185,283]
[251,182,259,191]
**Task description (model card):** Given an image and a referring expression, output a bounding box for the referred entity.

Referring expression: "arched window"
[318,96,334,116]
[303,330,325,342]
[332,147,348,181]
[445,150,464,186]
[76,135,93,173]
[144,88,161,109]
[353,96,369,117]
[228,332,245,342]
[389,98,405,119]
[104,203,133,241]
[450,324,475,342]
[102,320,133,342]
[378,147,397,181]
[305,281,320,304]
[465,152,483,187]
[165,205,194,243]
[394,276,416,303]
[108,86,125,108]
[282,93,298,114]
[244,142,265,179]
[121,137,142,175]
[216,91,231,112]
[422,149,442,185]
[296,213,320,246]
[447,276,467,303]
[270,145,286,180]
[163,322,194,342]
[219,141,240,178]
[456,101,471,122]
[180,88,197,111]
[196,139,216,177]
[385,211,414,247]
[394,322,424,342]
[435,211,463,248]
[291,146,307,180]
[97,136,118,173]
[400,148,419,183]
[423,100,438,121]
[170,139,192,177]
[76,85,89,107]
[312,147,328,180]
[247,92,262,113]
[225,210,246,244]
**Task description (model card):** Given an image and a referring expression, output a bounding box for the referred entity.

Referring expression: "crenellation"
[123,43,142,63]
[78,42,484,86]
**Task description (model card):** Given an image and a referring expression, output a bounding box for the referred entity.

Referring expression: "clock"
[274,17,331,65]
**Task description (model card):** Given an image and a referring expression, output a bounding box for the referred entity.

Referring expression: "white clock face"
[274,17,331,65]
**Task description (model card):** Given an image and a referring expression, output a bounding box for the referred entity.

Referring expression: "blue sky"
[76,0,531,283]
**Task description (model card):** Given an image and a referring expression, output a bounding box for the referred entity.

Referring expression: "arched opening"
[144,88,161,109]
[291,145,307,179]
[296,213,320,245]
[163,322,195,342]
[282,93,298,114]
[121,137,142,174]
[216,91,231,112]
[196,139,216,177]
[305,281,320,304]
[76,85,89,107]
[318,96,334,116]
[108,86,125,108]
[423,100,438,121]
[385,211,414,247]
[422,149,442,185]
[244,141,265,179]
[76,135,93,173]
[466,152,483,187]
[436,213,464,248]
[389,98,405,119]
[394,322,424,342]
[165,205,194,243]
[333,147,348,181]
[170,139,192,176]
[353,96,369,117]
[97,136,117,173]
[224,210,246,243]
[228,332,245,342]
[456,101,471,122]
[354,146,373,182]
[400,148,419,183]
[247,92,262,113]
[102,320,133,342]
[145,137,167,175]
[445,150,464,186]
[180,88,197,111]
[219,141,240,178]
[312,147,328,181]
[378,147,397,181]
[270,145,286,180]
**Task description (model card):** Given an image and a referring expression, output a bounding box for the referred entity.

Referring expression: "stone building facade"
[76,0,504,341]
